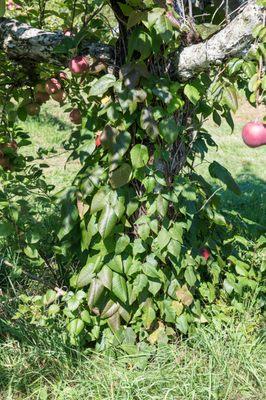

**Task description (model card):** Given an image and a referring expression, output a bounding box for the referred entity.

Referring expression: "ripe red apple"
[26,102,40,116]
[95,132,102,147]
[64,29,74,37]
[69,108,82,125]
[51,89,67,103]
[45,78,61,95]
[242,121,266,148]
[69,56,88,74]
[200,247,211,261]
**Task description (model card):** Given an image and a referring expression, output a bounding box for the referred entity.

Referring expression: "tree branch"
[0,1,262,81]
[170,1,262,81]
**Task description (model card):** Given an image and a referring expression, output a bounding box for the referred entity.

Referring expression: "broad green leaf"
[223,86,238,112]
[89,74,116,97]
[43,290,57,306]
[0,222,13,237]
[176,314,188,334]
[209,161,241,195]
[76,263,95,288]
[90,189,107,214]
[159,116,179,145]
[98,265,113,290]
[184,266,197,286]
[109,163,132,189]
[157,228,171,250]
[140,107,159,140]
[130,144,149,168]
[128,28,152,60]
[112,272,127,303]
[67,318,84,336]
[87,279,105,307]
[184,84,201,104]
[142,300,156,329]
[101,300,119,319]
[156,195,168,217]
[98,204,117,238]
[115,235,130,254]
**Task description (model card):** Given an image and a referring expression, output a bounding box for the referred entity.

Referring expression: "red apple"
[69,108,82,125]
[26,102,40,116]
[242,121,266,148]
[95,132,102,147]
[51,89,67,103]
[200,247,211,261]
[69,56,89,74]
[64,29,74,37]
[45,78,61,95]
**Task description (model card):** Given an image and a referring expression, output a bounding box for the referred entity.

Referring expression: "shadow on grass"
[219,169,266,239]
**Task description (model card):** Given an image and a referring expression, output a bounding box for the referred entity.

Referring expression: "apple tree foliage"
[0,0,265,348]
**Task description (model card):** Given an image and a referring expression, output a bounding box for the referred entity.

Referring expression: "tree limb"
[170,1,262,81]
[0,1,262,81]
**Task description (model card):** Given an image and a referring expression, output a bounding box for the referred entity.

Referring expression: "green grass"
[0,312,265,400]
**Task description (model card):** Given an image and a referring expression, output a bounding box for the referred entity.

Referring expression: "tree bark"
[0,1,262,82]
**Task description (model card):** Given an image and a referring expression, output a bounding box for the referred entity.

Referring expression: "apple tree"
[0,0,265,347]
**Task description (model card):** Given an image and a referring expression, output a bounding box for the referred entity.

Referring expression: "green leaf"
[176,314,188,334]
[157,228,171,250]
[130,144,149,169]
[112,272,127,303]
[90,189,107,214]
[209,161,241,195]
[156,195,168,217]
[109,163,132,189]
[184,84,201,104]
[223,86,238,112]
[0,0,5,17]
[98,204,117,238]
[89,74,116,97]
[87,279,105,307]
[43,290,56,306]
[140,107,159,140]
[184,266,197,286]
[67,318,84,336]
[115,235,130,254]
[176,285,193,306]
[0,222,13,237]
[128,28,152,60]
[76,263,95,288]
[101,300,119,319]
[98,265,113,290]
[142,300,156,329]
[159,116,179,145]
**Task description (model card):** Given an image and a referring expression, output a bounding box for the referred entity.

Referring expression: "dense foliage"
[0,0,265,348]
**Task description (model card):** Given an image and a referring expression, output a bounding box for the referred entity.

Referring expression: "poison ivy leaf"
[43,290,56,306]
[98,204,117,238]
[112,272,127,303]
[110,163,132,189]
[115,235,130,254]
[184,84,201,104]
[67,318,84,336]
[184,266,197,286]
[87,279,105,307]
[0,222,13,237]
[130,144,149,168]
[176,314,188,334]
[157,195,168,217]
[89,74,116,97]
[176,285,193,306]
[142,300,156,329]
[101,300,119,319]
[209,161,241,195]
[76,263,95,288]
[140,107,159,140]
[128,28,152,60]
[157,228,171,250]
[90,189,107,214]
[159,116,179,145]
[98,265,113,290]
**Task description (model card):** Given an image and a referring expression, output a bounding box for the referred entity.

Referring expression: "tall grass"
[0,311,265,400]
